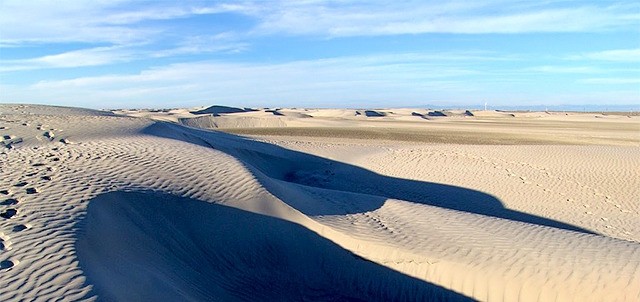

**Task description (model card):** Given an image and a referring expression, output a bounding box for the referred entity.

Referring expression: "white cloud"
[0,46,135,72]
[151,34,249,58]
[1,1,637,46]
[573,48,640,62]
[250,1,639,36]
[527,66,599,74]
[0,1,241,45]
[0,35,247,72]
[579,78,640,85]
[4,51,636,109]
[6,53,496,108]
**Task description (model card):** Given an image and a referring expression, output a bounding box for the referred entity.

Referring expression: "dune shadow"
[363,110,387,117]
[75,191,473,301]
[142,122,597,235]
[191,105,258,116]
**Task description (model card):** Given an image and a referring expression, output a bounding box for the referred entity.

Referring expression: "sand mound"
[0,104,114,116]
[267,109,313,118]
[179,115,287,129]
[472,110,516,118]
[425,110,474,117]
[305,109,360,118]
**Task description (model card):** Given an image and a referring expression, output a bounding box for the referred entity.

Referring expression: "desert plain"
[0,103,638,301]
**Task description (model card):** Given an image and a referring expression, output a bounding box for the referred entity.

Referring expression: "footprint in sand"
[0,209,18,219]
[0,189,9,195]
[12,224,30,232]
[0,259,18,270]
[32,163,45,167]
[14,181,28,187]
[43,131,55,140]
[41,176,52,181]
[26,188,38,194]
[1,198,19,206]
[0,234,10,251]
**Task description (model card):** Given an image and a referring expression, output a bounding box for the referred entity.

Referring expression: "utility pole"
[484,102,487,111]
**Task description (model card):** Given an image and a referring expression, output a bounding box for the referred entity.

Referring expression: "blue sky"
[0,0,639,109]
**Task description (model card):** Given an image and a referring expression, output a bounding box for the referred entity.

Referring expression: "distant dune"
[1,104,639,301]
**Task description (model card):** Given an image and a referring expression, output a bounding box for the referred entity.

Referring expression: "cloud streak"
[572,48,640,62]
[0,46,134,72]
[0,35,246,72]
[5,53,503,108]
[579,78,640,85]
[251,1,639,36]
[525,65,603,74]
[1,1,637,46]
[0,1,241,45]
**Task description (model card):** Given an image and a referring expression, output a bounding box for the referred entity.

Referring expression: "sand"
[1,104,639,301]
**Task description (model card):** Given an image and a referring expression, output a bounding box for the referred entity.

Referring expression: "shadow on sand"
[142,122,597,235]
[75,191,473,301]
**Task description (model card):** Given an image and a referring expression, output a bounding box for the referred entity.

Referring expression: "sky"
[0,0,639,110]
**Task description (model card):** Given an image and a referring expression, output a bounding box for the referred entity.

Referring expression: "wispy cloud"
[0,1,241,45]
[1,1,637,46]
[527,65,599,74]
[250,1,639,36]
[571,48,640,62]
[0,34,247,72]
[0,46,135,72]
[3,51,633,108]
[8,53,499,107]
[151,34,249,58]
[579,78,640,84]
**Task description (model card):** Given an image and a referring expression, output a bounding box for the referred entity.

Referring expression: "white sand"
[1,104,639,301]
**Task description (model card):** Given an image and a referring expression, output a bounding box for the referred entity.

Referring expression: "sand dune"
[78,191,466,301]
[1,104,638,301]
